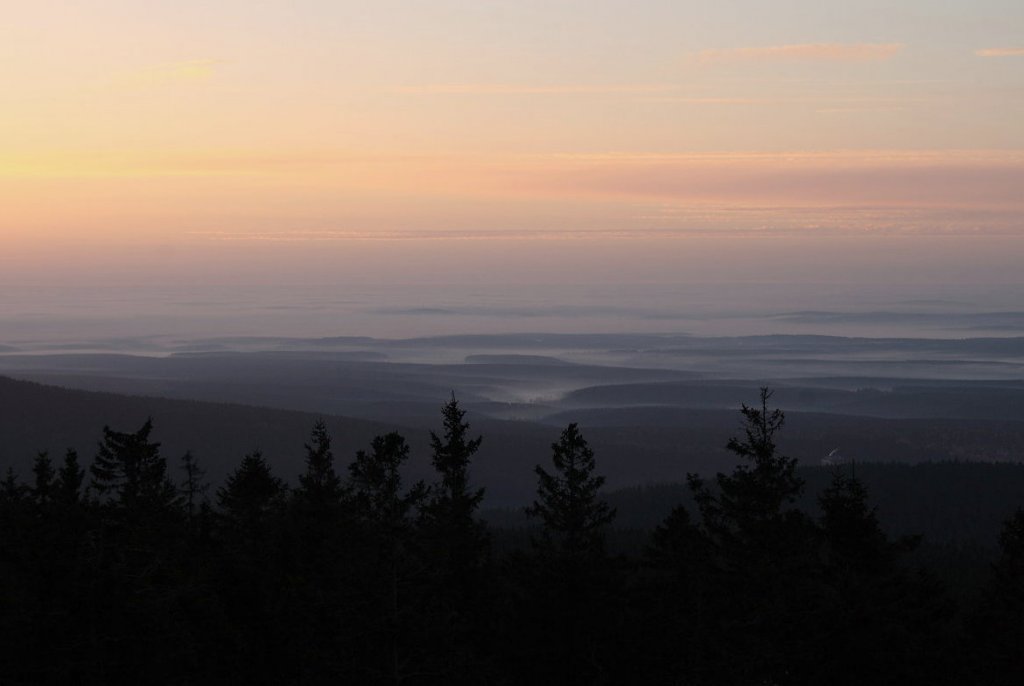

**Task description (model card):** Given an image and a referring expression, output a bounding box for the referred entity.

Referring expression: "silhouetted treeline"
[1,390,1022,685]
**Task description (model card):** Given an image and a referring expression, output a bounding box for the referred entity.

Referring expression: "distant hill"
[0,375,408,488]
[3,374,1024,508]
[0,375,721,505]
[562,380,1024,422]
[464,354,577,366]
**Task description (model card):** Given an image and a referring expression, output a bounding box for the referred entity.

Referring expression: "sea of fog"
[3,282,1024,354]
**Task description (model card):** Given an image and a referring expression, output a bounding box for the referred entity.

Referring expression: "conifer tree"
[687,387,809,562]
[286,421,355,680]
[0,468,34,685]
[423,395,488,573]
[811,469,905,684]
[648,506,708,587]
[291,421,348,572]
[641,506,711,684]
[521,423,617,686]
[12,450,91,685]
[56,449,84,506]
[52,450,87,564]
[215,451,290,682]
[0,468,27,551]
[348,432,428,685]
[1,467,25,506]
[298,419,344,505]
[819,468,902,572]
[426,395,484,523]
[89,419,179,518]
[179,450,207,528]
[689,387,802,538]
[349,433,425,528]
[30,452,55,506]
[217,450,286,538]
[84,421,187,680]
[686,388,816,685]
[970,508,1024,685]
[421,396,489,683]
[527,423,615,558]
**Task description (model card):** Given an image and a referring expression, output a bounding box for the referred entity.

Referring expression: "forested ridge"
[2,390,1023,685]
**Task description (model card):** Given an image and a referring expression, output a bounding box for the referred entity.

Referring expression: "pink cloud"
[497,151,1024,215]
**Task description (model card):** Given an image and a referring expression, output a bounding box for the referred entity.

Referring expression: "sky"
[2,0,1023,293]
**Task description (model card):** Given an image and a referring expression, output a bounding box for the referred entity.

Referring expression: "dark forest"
[2,390,1022,685]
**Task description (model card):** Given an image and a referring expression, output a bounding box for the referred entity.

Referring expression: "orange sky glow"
[2,1,1022,289]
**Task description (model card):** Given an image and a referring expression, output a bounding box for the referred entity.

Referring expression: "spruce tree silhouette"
[525,423,617,686]
[290,421,354,682]
[689,388,802,533]
[0,461,56,684]
[1,467,25,506]
[298,419,345,505]
[421,395,489,683]
[812,468,918,685]
[217,450,286,542]
[641,505,712,684]
[216,450,290,682]
[970,508,1024,685]
[528,423,615,557]
[179,450,207,529]
[349,432,428,685]
[350,433,426,532]
[687,388,817,685]
[30,451,55,506]
[56,449,85,507]
[90,418,180,519]
[819,468,919,575]
[87,420,188,681]
[424,394,486,565]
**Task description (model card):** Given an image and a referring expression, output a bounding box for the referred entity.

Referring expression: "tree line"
[1,389,1022,685]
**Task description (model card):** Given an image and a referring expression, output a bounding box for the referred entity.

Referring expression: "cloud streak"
[494,150,1024,222]
[388,83,678,95]
[976,48,1024,57]
[641,95,924,108]
[697,43,904,65]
